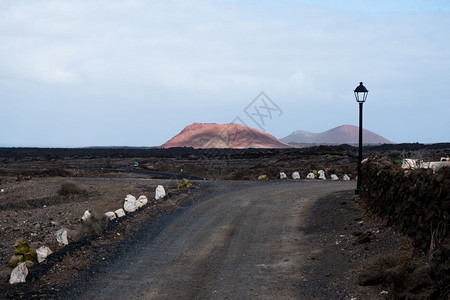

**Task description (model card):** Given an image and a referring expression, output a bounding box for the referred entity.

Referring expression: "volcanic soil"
[0,145,448,299]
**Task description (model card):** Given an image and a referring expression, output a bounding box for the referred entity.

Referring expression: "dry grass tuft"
[58,181,88,196]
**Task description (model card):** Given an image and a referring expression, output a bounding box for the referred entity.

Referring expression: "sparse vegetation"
[178,178,192,189]
[258,174,268,180]
[358,255,408,286]
[9,238,37,268]
[312,170,318,179]
[58,181,88,196]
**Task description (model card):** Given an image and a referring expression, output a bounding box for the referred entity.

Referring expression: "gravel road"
[74,180,355,299]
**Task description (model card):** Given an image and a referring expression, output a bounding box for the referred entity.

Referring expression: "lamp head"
[354,82,368,103]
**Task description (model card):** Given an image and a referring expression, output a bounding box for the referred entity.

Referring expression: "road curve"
[76,180,354,299]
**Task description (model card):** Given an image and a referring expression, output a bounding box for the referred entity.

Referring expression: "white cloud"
[0,0,449,146]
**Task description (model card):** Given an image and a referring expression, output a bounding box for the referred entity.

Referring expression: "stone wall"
[360,157,450,296]
[360,157,449,252]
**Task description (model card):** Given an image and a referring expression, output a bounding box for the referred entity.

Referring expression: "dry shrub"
[72,211,105,241]
[358,254,410,287]
[364,255,402,274]
[58,181,88,196]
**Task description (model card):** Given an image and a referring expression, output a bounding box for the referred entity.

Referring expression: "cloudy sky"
[1,0,449,147]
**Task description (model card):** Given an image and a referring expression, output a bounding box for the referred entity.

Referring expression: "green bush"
[179,178,192,189]
[312,170,318,179]
[258,174,268,180]
[9,238,37,268]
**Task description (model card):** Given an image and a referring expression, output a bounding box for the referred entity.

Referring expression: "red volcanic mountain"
[161,123,291,149]
[281,125,392,145]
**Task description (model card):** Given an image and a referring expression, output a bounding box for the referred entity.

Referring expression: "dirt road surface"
[70,181,359,299]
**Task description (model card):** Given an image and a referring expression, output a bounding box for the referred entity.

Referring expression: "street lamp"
[354,82,368,195]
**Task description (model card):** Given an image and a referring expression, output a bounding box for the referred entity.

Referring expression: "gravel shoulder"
[0,173,200,299]
[298,188,416,300]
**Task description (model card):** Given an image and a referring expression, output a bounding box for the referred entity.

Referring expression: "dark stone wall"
[360,158,450,294]
[360,158,449,251]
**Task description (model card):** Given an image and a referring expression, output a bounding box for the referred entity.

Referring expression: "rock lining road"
[74,181,354,299]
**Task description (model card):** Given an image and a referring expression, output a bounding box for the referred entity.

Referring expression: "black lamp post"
[354,82,368,195]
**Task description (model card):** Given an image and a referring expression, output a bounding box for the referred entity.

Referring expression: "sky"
[1,0,449,147]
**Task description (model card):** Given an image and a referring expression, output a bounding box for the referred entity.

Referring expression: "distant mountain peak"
[281,125,392,145]
[162,123,291,149]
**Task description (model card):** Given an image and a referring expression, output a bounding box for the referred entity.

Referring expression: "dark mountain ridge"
[281,125,392,145]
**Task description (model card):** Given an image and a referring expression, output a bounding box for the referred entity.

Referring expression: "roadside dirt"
[298,190,420,299]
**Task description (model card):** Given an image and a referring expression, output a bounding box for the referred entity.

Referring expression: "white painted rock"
[124,194,136,213]
[402,158,418,169]
[56,228,69,245]
[81,210,92,221]
[137,195,148,208]
[306,172,315,179]
[36,246,53,263]
[155,185,166,200]
[105,211,117,221]
[430,161,450,173]
[330,174,339,180]
[318,170,326,180]
[115,208,126,218]
[279,172,287,179]
[135,200,143,209]
[292,172,300,180]
[9,262,28,284]
[343,174,350,181]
